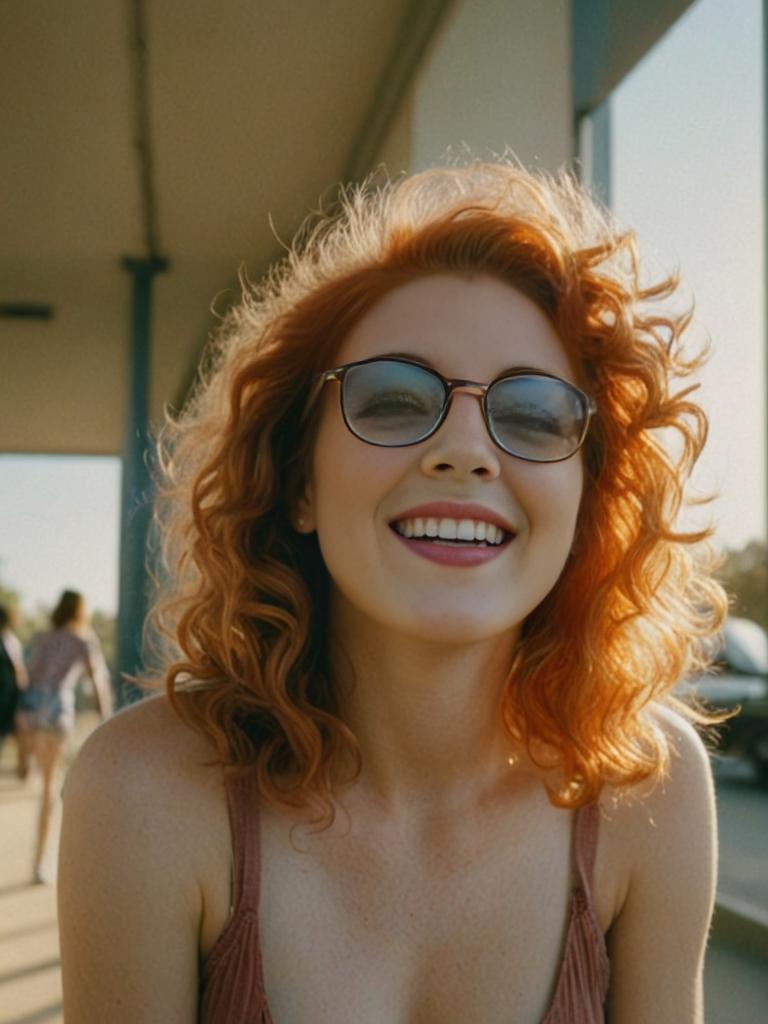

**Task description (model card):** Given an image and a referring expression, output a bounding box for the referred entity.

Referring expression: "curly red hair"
[148,162,727,821]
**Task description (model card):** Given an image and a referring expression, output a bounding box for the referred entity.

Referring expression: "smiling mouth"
[389,516,512,547]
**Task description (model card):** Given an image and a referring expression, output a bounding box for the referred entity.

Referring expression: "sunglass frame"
[319,356,597,464]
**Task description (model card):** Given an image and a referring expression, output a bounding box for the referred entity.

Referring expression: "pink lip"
[389,501,516,535]
[392,533,512,567]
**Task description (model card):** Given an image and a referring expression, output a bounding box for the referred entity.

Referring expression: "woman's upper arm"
[82,644,114,716]
[58,713,204,1023]
[605,710,717,1024]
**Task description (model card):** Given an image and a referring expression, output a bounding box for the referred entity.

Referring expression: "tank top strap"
[572,801,600,896]
[223,769,262,914]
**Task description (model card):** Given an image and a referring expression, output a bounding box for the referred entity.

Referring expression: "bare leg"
[15,724,33,780]
[31,730,65,881]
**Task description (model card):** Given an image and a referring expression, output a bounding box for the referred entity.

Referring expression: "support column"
[572,0,612,201]
[764,0,768,545]
[116,256,168,707]
[590,100,612,206]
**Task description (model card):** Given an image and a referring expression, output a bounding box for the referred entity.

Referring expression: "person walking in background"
[0,603,28,772]
[16,589,112,884]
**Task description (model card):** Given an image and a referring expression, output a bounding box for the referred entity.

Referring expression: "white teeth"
[392,516,509,545]
[456,519,475,541]
[438,519,458,540]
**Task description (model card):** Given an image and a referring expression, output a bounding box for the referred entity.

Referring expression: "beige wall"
[0,268,130,455]
[0,0,573,455]
[411,0,572,172]
[0,0,414,454]
[0,0,138,454]
[373,92,414,180]
[372,0,573,185]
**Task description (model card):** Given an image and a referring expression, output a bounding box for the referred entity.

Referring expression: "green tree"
[0,561,21,616]
[0,564,116,668]
[16,604,49,646]
[718,539,767,631]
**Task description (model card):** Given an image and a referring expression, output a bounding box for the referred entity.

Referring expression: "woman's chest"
[254,810,583,1024]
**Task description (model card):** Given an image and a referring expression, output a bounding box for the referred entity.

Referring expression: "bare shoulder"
[67,690,217,784]
[596,701,717,1020]
[648,700,714,786]
[63,690,228,876]
[59,693,230,1021]
[602,703,714,836]
[596,703,717,929]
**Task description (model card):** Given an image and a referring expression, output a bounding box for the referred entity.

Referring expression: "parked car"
[680,616,768,785]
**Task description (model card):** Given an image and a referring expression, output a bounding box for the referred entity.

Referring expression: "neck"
[329,596,522,815]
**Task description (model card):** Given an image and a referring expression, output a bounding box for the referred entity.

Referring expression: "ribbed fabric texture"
[540,801,610,1023]
[199,774,609,1023]
[199,772,272,1024]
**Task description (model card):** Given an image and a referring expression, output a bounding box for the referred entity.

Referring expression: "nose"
[419,392,501,480]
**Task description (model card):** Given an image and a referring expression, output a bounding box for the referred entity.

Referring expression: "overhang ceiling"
[1,0,449,453]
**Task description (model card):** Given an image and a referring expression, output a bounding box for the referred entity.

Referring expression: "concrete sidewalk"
[1,715,766,1023]
[0,711,99,1024]
[0,752,66,1023]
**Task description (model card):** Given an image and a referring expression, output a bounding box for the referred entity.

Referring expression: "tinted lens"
[342,360,445,445]
[486,375,588,461]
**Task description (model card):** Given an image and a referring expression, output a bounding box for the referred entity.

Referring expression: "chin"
[388,607,522,647]
[331,580,533,648]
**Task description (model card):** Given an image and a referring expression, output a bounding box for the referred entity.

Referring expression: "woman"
[0,603,28,770]
[17,589,112,882]
[59,162,726,1022]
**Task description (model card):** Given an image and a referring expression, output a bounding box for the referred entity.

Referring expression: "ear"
[293,480,317,534]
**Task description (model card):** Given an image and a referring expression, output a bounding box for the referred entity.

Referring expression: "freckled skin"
[300,273,585,646]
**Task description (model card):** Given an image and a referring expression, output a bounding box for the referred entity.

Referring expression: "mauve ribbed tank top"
[199,773,610,1023]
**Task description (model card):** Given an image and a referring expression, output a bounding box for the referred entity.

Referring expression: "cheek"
[565,458,586,524]
[518,454,583,513]
[509,462,584,617]
[309,439,402,618]
[551,463,584,541]
[515,459,584,560]
[309,414,393,546]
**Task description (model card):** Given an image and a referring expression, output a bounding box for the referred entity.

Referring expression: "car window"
[722,617,768,675]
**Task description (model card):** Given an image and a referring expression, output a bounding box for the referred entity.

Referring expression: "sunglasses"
[319,357,597,463]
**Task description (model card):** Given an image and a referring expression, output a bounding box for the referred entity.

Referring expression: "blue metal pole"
[764,0,768,544]
[590,99,612,207]
[572,0,612,202]
[116,256,168,706]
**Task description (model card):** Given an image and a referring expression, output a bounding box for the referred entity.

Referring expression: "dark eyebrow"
[378,351,557,379]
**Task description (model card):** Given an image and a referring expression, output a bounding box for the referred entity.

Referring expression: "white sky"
[611,0,766,548]
[0,455,121,615]
[0,0,765,616]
